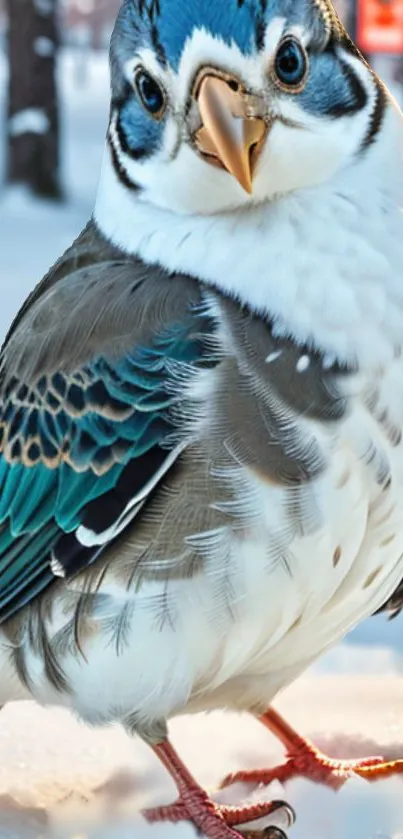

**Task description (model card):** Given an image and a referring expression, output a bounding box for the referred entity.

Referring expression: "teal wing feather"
[0,253,214,624]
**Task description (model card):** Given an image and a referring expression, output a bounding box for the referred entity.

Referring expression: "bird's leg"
[143,738,295,838]
[221,707,403,792]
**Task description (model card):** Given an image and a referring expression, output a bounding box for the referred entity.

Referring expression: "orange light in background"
[357,0,403,53]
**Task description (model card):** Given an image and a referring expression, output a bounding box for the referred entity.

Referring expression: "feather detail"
[0,222,216,622]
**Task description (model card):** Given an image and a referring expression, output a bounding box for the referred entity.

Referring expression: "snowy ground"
[1,48,403,839]
[1,677,403,839]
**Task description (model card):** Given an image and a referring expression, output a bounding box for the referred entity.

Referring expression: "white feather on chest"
[95,102,403,371]
[2,355,403,732]
[183,355,403,711]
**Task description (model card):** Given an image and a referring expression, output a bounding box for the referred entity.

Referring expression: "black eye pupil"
[275,39,307,87]
[136,70,165,115]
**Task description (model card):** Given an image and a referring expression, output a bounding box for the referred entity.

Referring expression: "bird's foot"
[144,791,294,838]
[144,740,295,838]
[220,745,403,793]
[220,707,403,793]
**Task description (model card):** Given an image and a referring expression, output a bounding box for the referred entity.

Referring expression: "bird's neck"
[94,104,403,370]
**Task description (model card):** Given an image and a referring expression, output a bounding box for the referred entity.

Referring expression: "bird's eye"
[134,68,166,118]
[273,37,308,91]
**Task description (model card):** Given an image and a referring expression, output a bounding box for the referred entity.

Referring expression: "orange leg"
[143,738,295,838]
[221,707,403,792]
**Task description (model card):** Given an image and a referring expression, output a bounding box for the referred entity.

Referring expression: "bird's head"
[107,0,381,215]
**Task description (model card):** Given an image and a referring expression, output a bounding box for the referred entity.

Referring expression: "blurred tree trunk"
[5,0,62,199]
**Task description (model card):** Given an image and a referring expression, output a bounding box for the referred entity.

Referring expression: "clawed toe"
[220,751,403,795]
[145,739,295,838]
[143,795,295,838]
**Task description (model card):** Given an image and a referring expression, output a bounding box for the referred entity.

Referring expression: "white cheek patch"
[163,116,183,159]
[258,118,345,198]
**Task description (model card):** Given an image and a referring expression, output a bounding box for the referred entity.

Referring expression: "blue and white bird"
[1,0,403,836]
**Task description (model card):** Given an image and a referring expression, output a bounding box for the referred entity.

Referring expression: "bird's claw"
[143,793,295,838]
[220,748,403,793]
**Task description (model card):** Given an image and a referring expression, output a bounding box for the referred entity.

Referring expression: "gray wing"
[0,221,215,623]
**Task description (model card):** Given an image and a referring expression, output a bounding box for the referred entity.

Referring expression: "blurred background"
[0,0,403,670]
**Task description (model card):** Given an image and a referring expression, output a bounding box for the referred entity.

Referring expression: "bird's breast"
[2,322,403,725]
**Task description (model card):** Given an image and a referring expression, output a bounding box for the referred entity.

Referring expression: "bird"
[1,0,403,837]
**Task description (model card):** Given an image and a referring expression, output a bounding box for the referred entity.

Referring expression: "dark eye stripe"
[361,80,387,151]
[108,135,141,193]
[255,15,266,51]
[151,23,167,68]
[107,116,143,192]
[326,56,368,117]
[320,49,386,153]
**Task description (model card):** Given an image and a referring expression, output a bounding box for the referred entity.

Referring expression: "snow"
[0,47,403,839]
[1,678,403,839]
[8,108,50,137]
[0,50,108,336]
[34,37,56,58]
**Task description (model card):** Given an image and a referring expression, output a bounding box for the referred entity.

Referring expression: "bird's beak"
[193,73,268,194]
